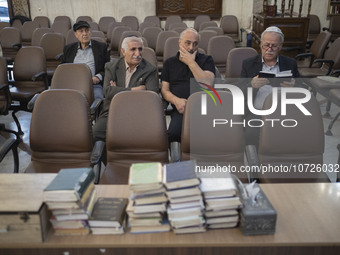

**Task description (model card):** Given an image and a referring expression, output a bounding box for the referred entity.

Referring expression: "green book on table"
[128,162,163,191]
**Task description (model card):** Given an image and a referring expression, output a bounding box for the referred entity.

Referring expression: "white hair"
[261,26,284,43]
[121,36,144,51]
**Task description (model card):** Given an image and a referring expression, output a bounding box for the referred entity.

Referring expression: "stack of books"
[43,168,96,235]
[200,176,242,229]
[88,197,128,235]
[127,162,170,234]
[163,160,206,234]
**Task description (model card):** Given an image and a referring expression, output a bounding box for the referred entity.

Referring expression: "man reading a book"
[240,26,300,148]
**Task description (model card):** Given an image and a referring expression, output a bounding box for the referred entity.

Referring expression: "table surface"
[1,174,340,249]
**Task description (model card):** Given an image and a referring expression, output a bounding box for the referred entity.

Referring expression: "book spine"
[76,169,95,200]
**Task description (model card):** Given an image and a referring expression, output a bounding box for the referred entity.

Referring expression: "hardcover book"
[43,168,95,202]
[129,162,163,191]
[88,197,128,228]
[200,177,237,198]
[163,160,200,190]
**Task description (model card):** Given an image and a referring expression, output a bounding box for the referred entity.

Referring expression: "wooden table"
[0,174,340,255]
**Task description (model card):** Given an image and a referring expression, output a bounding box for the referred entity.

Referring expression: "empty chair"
[165,15,182,30]
[52,21,70,38]
[299,37,340,77]
[106,21,125,44]
[198,30,217,53]
[9,46,48,135]
[155,30,179,69]
[54,16,71,29]
[181,91,247,182]
[109,26,131,58]
[163,36,180,62]
[142,47,157,67]
[144,16,161,27]
[307,14,321,44]
[296,31,331,68]
[89,21,99,31]
[142,26,162,50]
[11,19,22,29]
[31,27,53,46]
[65,29,78,45]
[33,16,50,28]
[98,16,115,35]
[220,15,240,43]
[199,21,218,31]
[207,35,236,75]
[76,16,92,23]
[39,33,65,78]
[138,21,157,33]
[0,21,10,30]
[202,26,224,35]
[225,47,258,84]
[99,91,169,184]
[325,15,340,42]
[0,27,21,63]
[255,91,329,183]
[194,15,211,31]
[122,16,139,31]
[25,89,98,173]
[20,21,40,46]
[91,30,105,39]
[168,22,187,31]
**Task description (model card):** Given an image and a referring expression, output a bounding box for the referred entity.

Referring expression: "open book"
[259,70,293,86]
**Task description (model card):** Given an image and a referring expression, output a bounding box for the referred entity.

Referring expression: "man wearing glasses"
[93,36,158,141]
[240,26,299,147]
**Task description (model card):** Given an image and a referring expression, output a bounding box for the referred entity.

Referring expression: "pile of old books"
[164,160,206,234]
[200,174,242,229]
[127,162,170,234]
[43,168,96,236]
[88,197,128,235]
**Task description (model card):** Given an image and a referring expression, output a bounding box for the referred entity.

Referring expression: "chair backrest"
[309,31,332,60]
[31,27,53,46]
[194,15,211,31]
[202,26,224,35]
[207,35,235,71]
[155,30,179,57]
[27,89,93,173]
[11,19,22,29]
[109,26,131,54]
[142,26,162,50]
[106,22,125,43]
[20,21,40,45]
[54,16,71,29]
[144,16,161,27]
[88,21,99,31]
[324,37,340,69]
[168,22,187,31]
[181,91,246,181]
[51,21,70,38]
[198,30,217,53]
[308,14,321,41]
[199,21,217,31]
[101,91,168,184]
[0,27,21,49]
[76,16,92,23]
[65,29,78,45]
[98,16,116,34]
[0,57,9,114]
[51,63,94,104]
[138,22,157,33]
[329,15,340,41]
[122,16,139,31]
[226,47,258,78]
[220,15,240,42]
[91,30,105,39]
[165,15,182,30]
[163,36,180,62]
[258,91,327,183]
[142,47,157,67]
[33,16,50,28]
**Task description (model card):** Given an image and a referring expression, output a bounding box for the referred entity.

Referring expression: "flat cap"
[73,20,90,31]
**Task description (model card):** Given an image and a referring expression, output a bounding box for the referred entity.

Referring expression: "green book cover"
[129,162,162,185]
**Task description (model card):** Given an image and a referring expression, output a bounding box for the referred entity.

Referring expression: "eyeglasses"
[261,44,281,50]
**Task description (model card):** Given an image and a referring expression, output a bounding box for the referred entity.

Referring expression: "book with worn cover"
[129,162,163,191]
[43,168,95,202]
[259,70,293,86]
[88,197,128,228]
[205,197,242,211]
[163,160,200,190]
[200,177,237,198]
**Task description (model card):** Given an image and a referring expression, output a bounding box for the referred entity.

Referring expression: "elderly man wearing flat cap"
[62,20,110,100]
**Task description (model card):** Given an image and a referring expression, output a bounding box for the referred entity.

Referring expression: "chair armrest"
[0,137,16,161]
[245,145,260,183]
[27,93,40,111]
[0,83,9,90]
[313,59,334,75]
[295,52,314,60]
[331,69,340,76]
[90,98,103,116]
[322,27,329,31]
[0,83,10,112]
[32,71,47,81]
[56,52,63,61]
[11,43,22,49]
[282,46,303,52]
[91,140,105,165]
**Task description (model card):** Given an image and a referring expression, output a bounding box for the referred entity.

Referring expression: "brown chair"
[91,30,105,40]
[220,15,240,43]
[163,36,180,62]
[0,27,21,64]
[109,26,131,58]
[207,35,235,75]
[20,21,40,46]
[138,21,157,33]
[106,22,125,44]
[199,21,218,31]
[98,16,116,35]
[256,92,329,183]
[142,26,162,50]
[53,16,71,29]
[324,15,340,42]
[51,21,70,38]
[9,46,48,135]
[299,37,340,77]
[25,89,101,175]
[307,14,321,44]
[39,32,65,78]
[198,30,217,53]
[99,91,169,184]
[165,15,182,31]
[202,26,224,36]
[122,16,139,31]
[76,16,92,23]
[194,15,211,31]
[65,29,78,45]
[88,21,99,31]
[155,30,179,70]
[33,16,50,28]
[296,31,331,68]
[144,16,161,28]
[31,27,53,46]
[181,91,248,182]
[168,22,187,31]
[0,22,10,30]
